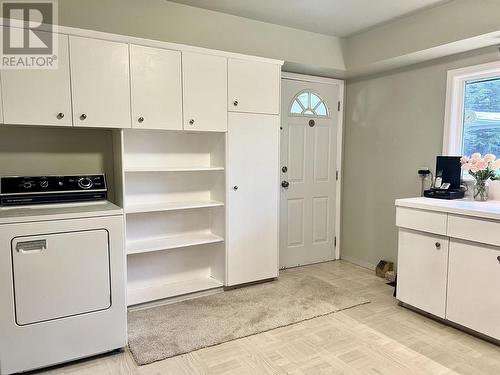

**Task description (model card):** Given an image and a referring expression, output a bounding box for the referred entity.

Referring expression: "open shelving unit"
[122,130,226,306]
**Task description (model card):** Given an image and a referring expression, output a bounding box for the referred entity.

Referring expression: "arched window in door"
[289,90,329,117]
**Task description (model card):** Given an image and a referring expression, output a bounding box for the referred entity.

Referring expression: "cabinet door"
[396,229,448,318]
[228,59,280,115]
[2,33,72,126]
[182,52,227,132]
[130,45,182,130]
[447,240,500,340]
[227,113,279,285]
[70,36,131,128]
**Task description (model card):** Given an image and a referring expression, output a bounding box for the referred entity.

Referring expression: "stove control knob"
[40,179,49,188]
[78,177,93,190]
[23,181,33,189]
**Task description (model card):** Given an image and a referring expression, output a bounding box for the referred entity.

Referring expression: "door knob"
[281,180,290,188]
[138,116,144,123]
[57,112,64,119]
[80,113,87,120]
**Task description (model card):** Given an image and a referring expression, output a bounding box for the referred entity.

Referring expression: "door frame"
[281,72,345,260]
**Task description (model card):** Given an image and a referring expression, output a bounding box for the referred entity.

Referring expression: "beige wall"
[58,0,346,75]
[0,126,117,202]
[342,45,500,268]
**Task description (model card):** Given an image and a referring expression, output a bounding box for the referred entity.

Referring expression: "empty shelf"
[124,166,224,172]
[127,277,223,306]
[127,231,224,254]
[126,200,224,214]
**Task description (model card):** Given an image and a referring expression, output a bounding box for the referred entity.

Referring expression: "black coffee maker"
[424,156,465,200]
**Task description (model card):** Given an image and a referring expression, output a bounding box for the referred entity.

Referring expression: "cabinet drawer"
[396,207,447,235]
[447,240,500,340]
[448,214,500,246]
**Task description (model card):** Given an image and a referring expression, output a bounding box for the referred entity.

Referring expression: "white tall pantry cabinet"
[227,113,280,285]
[0,25,283,305]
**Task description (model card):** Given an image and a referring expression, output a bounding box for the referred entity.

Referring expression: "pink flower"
[470,164,479,173]
[476,160,488,170]
[460,156,469,164]
[484,154,497,162]
[471,153,482,161]
[492,160,500,170]
[462,162,472,171]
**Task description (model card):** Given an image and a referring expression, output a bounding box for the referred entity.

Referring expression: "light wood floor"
[33,261,500,375]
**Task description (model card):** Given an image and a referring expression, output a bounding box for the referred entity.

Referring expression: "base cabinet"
[396,201,500,342]
[397,229,448,318]
[447,240,500,340]
[226,113,279,286]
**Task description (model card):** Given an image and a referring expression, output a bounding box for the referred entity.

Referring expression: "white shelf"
[127,277,223,305]
[126,200,224,214]
[127,231,224,255]
[124,166,224,172]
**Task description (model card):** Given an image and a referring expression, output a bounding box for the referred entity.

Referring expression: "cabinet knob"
[138,116,144,123]
[233,185,238,191]
[281,180,290,188]
[189,119,195,125]
[497,256,500,263]
[233,100,239,107]
[80,114,87,120]
[435,242,441,249]
[57,112,64,119]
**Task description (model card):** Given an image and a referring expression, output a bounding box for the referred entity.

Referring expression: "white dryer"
[0,176,126,374]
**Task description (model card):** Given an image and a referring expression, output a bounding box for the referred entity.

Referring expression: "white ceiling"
[169,0,450,37]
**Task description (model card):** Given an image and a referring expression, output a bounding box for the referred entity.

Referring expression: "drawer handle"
[16,240,47,254]
[435,242,441,249]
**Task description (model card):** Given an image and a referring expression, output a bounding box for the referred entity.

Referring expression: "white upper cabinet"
[228,59,280,115]
[130,45,182,130]
[182,52,227,132]
[69,36,131,128]
[2,33,72,126]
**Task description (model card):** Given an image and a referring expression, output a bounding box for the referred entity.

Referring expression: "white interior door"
[280,76,341,268]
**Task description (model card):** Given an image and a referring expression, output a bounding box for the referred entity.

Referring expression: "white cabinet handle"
[16,240,47,254]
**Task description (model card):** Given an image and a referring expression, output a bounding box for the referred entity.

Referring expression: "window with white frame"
[443,62,500,157]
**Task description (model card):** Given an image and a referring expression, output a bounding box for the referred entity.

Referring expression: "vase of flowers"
[461,153,500,201]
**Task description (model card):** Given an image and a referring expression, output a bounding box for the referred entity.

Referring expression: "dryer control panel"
[0,174,107,206]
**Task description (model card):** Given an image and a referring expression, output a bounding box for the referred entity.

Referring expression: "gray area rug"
[128,273,369,365]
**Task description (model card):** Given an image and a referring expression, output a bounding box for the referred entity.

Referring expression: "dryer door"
[12,229,111,325]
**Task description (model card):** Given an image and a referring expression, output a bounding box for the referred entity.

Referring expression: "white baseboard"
[340,255,377,270]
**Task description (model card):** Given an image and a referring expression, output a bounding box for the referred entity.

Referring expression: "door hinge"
[336,170,339,181]
[338,101,341,111]
[334,236,337,247]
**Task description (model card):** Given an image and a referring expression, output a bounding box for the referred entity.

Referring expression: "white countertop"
[396,197,500,221]
[0,201,123,225]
